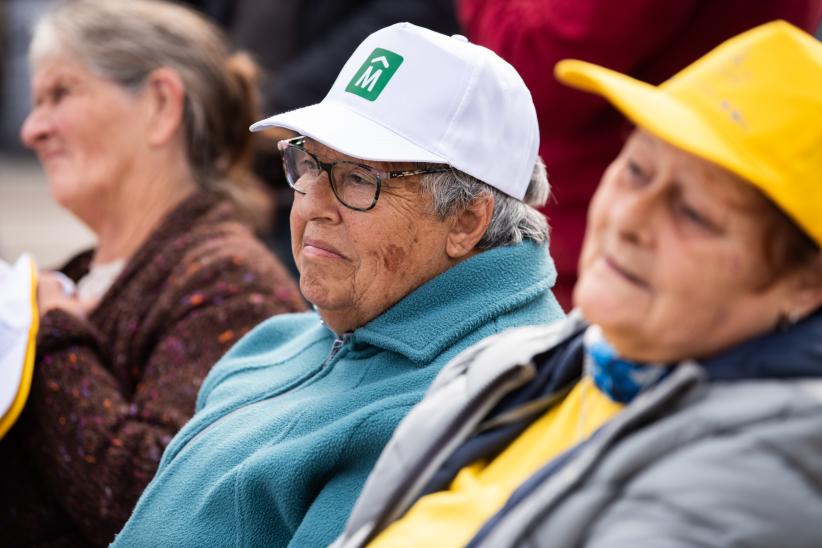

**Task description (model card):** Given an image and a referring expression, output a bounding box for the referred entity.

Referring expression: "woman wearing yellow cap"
[331,20,822,548]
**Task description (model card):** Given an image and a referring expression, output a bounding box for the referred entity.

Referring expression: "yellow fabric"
[0,258,39,439]
[369,377,623,548]
[555,21,822,247]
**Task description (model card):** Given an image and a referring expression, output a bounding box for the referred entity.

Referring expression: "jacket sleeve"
[26,249,302,546]
[266,0,457,113]
[288,404,412,548]
[456,0,700,135]
[579,412,822,548]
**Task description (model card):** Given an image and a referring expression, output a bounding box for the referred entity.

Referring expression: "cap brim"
[554,59,769,188]
[250,100,447,165]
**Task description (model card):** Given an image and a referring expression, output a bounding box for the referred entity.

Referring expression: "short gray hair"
[419,159,550,249]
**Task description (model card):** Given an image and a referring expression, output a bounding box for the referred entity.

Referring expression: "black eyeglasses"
[277,137,449,211]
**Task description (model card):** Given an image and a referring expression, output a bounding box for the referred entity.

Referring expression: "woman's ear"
[445,194,494,259]
[782,254,822,322]
[144,67,186,147]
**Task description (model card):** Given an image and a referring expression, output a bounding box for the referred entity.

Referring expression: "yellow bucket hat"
[556,20,822,246]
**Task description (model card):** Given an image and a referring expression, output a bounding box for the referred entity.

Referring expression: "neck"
[318,309,364,336]
[90,167,197,264]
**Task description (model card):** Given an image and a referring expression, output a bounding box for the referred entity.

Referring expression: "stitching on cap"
[441,46,482,153]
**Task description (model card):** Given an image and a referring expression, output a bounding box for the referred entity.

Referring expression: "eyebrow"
[630,130,760,211]
[36,70,82,90]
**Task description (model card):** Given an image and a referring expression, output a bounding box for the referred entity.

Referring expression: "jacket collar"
[490,307,822,409]
[701,310,822,380]
[540,309,822,383]
[353,240,557,364]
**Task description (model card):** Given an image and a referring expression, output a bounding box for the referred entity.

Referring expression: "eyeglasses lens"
[283,146,318,191]
[283,144,379,210]
[331,164,379,210]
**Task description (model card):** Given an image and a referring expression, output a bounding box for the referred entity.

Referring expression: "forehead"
[627,130,769,213]
[31,55,92,90]
[303,137,416,172]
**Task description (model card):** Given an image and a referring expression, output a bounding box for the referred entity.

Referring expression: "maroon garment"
[458,0,822,309]
[0,191,306,547]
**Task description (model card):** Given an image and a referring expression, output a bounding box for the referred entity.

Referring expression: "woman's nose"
[20,107,51,150]
[291,171,341,221]
[611,185,658,247]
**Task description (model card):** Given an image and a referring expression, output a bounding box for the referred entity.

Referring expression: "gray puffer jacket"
[332,312,822,548]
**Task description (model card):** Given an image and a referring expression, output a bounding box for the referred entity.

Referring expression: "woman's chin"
[298,274,336,310]
[48,184,85,215]
[576,276,647,329]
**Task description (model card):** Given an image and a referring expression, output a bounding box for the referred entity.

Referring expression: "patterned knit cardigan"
[0,191,306,547]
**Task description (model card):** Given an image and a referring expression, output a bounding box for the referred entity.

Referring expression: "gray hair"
[419,159,551,249]
[29,0,260,192]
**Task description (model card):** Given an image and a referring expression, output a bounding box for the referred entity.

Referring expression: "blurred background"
[2,0,822,273]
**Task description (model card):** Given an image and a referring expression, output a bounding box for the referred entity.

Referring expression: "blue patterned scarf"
[583,326,672,404]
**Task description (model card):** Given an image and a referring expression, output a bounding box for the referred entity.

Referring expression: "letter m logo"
[346,48,404,101]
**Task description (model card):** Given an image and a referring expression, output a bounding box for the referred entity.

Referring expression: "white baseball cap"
[250,22,539,200]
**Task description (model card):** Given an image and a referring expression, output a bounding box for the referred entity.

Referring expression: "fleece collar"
[353,240,556,364]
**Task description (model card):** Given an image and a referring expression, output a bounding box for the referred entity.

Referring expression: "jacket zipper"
[293,333,352,393]
[325,334,350,366]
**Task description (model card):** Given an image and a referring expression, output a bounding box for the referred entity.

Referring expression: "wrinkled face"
[20,55,147,223]
[575,130,797,362]
[290,139,455,333]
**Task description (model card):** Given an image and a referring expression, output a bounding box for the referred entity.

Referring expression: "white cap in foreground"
[251,22,539,200]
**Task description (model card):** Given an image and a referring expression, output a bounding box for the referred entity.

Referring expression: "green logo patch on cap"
[346,48,404,101]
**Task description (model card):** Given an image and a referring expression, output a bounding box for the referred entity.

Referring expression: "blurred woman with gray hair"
[0,1,304,545]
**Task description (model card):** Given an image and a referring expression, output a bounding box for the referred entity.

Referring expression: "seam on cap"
[440,45,483,160]
[524,74,539,191]
[502,59,537,197]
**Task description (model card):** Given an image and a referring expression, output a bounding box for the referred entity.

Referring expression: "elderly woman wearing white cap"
[330,21,822,548]
[112,23,563,547]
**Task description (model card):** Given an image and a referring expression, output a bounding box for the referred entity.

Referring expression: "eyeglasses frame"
[278,136,450,211]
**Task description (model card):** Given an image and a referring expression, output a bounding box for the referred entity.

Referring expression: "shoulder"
[173,214,282,283]
[144,194,284,283]
[504,378,822,548]
[429,313,583,393]
[647,377,822,447]
[221,311,324,362]
[598,377,822,503]
[155,207,303,310]
[575,379,822,547]
[673,378,822,462]
[596,377,822,473]
[197,312,327,407]
[344,398,423,452]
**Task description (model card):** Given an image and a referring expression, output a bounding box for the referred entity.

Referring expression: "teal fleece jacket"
[112,240,563,547]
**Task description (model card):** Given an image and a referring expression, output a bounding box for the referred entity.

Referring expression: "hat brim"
[250,100,447,165]
[554,59,770,189]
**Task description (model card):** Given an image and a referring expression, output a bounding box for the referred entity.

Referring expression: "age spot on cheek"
[381,244,407,273]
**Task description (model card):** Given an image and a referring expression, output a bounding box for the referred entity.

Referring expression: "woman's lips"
[604,255,650,288]
[38,148,67,164]
[302,238,347,260]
